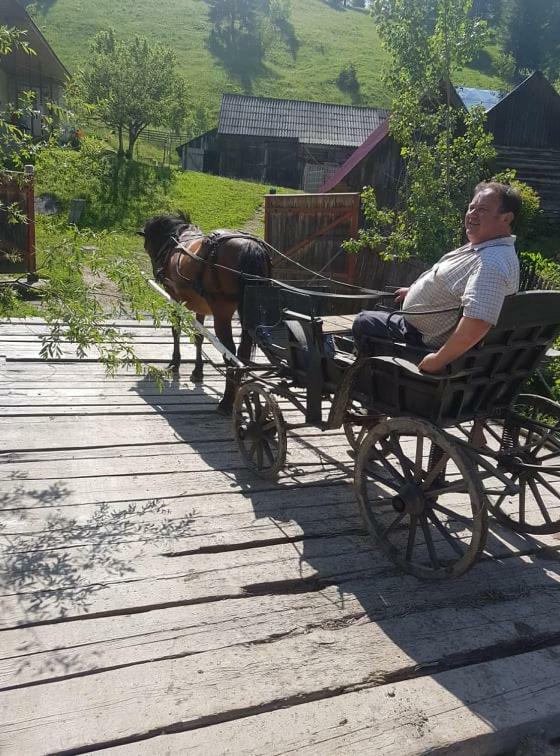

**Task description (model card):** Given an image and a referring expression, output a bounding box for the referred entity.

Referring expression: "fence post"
[24,164,37,281]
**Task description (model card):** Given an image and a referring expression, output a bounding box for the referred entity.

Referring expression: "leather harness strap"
[175,230,242,302]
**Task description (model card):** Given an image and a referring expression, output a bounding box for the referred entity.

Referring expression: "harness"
[173,230,269,302]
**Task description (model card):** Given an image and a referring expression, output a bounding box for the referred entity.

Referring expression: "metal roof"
[218,94,389,147]
[456,86,504,111]
[319,119,390,192]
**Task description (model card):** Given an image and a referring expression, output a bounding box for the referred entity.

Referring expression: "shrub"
[337,63,360,93]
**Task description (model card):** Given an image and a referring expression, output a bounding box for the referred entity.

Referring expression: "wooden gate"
[0,166,36,276]
[264,193,360,283]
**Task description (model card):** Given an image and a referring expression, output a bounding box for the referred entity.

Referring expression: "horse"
[140,214,272,415]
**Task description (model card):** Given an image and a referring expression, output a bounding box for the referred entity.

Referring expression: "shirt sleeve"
[460,260,508,325]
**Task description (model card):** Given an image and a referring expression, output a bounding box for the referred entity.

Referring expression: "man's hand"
[418,316,492,374]
[394,287,409,304]
[418,353,446,373]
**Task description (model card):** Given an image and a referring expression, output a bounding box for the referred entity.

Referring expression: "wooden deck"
[2,318,560,755]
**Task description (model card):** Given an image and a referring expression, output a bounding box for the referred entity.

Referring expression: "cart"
[232,284,560,580]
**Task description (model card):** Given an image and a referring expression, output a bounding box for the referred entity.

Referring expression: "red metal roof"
[319,118,390,193]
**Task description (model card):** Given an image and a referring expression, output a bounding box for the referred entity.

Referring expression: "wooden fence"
[0,166,36,276]
[264,193,360,283]
[264,192,427,309]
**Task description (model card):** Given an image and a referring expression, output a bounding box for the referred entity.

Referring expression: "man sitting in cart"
[352,181,522,373]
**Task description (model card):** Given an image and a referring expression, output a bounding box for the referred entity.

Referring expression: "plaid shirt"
[403,236,519,348]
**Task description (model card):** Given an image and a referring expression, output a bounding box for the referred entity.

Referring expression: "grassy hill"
[28,0,505,120]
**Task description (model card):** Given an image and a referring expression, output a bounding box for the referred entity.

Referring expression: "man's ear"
[503,211,514,228]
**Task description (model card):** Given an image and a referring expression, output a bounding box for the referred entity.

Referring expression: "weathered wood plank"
[112,647,560,756]
[0,535,385,628]
[0,343,225,362]
[0,433,348,482]
[2,595,560,754]
[0,411,337,452]
[1,561,560,692]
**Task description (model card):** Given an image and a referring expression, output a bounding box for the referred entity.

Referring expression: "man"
[352,181,521,373]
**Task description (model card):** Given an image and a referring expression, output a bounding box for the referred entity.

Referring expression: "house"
[177,94,389,191]
[0,0,68,136]
[321,72,560,223]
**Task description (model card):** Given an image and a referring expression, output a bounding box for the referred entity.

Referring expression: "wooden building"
[322,72,560,222]
[0,0,68,136]
[177,94,388,191]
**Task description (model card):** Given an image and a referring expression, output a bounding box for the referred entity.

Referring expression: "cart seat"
[364,291,560,426]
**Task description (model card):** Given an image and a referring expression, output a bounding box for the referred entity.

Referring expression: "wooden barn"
[177,94,388,191]
[489,72,560,223]
[321,72,560,223]
[0,0,68,137]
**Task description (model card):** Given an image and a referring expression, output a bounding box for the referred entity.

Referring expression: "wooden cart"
[232,285,560,580]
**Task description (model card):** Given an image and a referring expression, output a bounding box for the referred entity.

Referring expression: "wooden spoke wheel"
[485,394,560,534]
[233,383,287,480]
[343,409,383,452]
[354,417,488,580]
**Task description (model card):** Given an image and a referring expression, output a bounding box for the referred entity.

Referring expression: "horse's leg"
[191,313,205,383]
[237,325,254,365]
[213,311,237,416]
[169,325,181,372]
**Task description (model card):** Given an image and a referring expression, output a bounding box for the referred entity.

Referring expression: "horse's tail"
[237,239,272,327]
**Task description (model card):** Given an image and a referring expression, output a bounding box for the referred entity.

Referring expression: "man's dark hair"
[474,181,522,221]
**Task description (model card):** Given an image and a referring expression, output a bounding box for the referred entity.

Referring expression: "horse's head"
[139,213,202,277]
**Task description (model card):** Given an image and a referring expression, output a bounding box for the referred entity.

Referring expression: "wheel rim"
[354,418,487,580]
[344,419,374,451]
[233,383,287,479]
[343,404,383,451]
[484,394,560,534]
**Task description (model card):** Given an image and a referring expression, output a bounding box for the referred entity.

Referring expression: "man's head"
[465,181,521,245]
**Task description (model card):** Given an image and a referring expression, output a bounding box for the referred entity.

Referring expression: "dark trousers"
[352,310,426,356]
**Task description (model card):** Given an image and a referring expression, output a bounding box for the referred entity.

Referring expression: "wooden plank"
[2,592,560,754]
[112,647,560,756]
[0,432,348,481]
[0,535,385,628]
[1,568,558,691]
[0,408,336,452]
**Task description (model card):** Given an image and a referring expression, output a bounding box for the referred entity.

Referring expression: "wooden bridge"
[1,317,560,754]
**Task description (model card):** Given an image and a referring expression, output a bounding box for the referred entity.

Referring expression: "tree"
[205,0,296,87]
[69,31,188,160]
[1,26,191,379]
[501,0,560,82]
[345,0,496,264]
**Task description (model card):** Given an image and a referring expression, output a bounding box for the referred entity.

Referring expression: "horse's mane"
[142,214,203,277]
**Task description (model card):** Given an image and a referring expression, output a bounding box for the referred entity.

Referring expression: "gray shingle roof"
[218,94,389,147]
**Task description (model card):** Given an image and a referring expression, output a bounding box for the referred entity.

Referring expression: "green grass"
[33,142,288,265]
[29,0,506,120]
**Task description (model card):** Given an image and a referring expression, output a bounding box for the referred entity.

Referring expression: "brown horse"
[141,214,272,414]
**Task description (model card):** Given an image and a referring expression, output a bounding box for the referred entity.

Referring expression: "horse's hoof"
[190,370,203,384]
[216,402,232,417]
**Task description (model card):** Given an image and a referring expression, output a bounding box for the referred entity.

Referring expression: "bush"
[337,63,360,93]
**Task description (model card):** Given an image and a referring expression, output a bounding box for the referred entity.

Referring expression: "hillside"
[28,0,505,120]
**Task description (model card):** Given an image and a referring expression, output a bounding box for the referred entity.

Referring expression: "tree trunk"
[116,126,124,158]
[126,128,139,160]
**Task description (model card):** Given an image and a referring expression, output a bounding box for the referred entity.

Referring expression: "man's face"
[465,188,513,245]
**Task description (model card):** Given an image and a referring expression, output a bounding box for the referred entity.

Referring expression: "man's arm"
[418,316,492,373]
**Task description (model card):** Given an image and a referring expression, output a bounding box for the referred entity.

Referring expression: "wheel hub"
[392,483,427,516]
[500,448,541,471]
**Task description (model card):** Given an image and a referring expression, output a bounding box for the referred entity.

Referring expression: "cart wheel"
[354,417,487,580]
[343,410,384,452]
[233,383,287,479]
[485,394,560,534]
